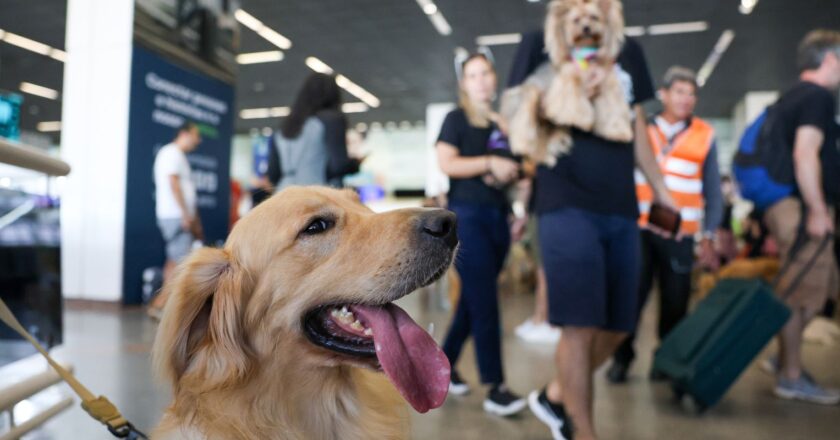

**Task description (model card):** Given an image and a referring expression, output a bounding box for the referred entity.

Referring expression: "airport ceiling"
[1,0,839,139]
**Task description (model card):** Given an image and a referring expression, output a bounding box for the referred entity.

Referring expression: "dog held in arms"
[152,187,458,439]
[502,0,632,166]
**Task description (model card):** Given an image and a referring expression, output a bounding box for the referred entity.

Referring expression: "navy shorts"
[539,207,640,332]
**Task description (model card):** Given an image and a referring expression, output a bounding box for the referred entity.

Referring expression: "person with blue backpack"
[734,29,840,405]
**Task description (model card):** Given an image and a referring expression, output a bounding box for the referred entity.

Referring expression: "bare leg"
[778,307,817,380]
[150,259,176,311]
[591,330,628,369]
[546,326,598,440]
[533,266,549,323]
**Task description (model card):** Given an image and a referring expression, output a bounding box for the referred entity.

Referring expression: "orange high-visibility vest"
[636,117,714,235]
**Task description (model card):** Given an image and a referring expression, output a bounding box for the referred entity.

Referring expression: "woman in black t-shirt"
[436,54,527,416]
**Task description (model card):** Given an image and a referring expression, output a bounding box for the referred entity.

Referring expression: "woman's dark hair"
[281,72,343,139]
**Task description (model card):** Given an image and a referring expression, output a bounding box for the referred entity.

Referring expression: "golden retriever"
[502,0,630,166]
[152,186,458,439]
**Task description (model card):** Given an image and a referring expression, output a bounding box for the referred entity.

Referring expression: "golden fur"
[502,0,632,166]
[152,187,455,439]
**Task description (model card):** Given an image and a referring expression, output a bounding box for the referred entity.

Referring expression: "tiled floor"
[9,290,840,439]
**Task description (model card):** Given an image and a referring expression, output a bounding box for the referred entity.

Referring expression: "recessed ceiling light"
[37,121,61,132]
[385,121,397,130]
[355,122,368,132]
[423,3,438,15]
[370,122,383,130]
[236,51,284,64]
[20,82,59,100]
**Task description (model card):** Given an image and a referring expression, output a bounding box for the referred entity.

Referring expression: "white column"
[60,0,135,301]
[424,103,455,198]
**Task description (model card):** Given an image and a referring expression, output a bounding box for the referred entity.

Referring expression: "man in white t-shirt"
[149,121,202,317]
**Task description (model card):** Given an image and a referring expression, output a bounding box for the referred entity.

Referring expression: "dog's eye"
[302,218,333,235]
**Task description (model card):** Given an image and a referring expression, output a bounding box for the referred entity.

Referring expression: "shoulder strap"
[772,201,832,301]
[0,298,147,439]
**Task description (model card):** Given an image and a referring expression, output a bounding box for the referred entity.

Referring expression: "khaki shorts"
[764,198,838,314]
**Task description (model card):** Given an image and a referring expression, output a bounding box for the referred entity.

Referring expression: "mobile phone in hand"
[648,203,681,235]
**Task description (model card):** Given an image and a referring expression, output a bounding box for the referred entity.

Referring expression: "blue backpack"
[732,107,795,211]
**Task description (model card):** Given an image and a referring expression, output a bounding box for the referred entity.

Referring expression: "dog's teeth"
[351,320,364,331]
[341,306,349,314]
[364,328,373,336]
[331,309,340,317]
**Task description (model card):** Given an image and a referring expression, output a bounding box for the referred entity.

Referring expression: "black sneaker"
[606,361,629,384]
[483,384,527,416]
[528,389,574,440]
[449,370,470,396]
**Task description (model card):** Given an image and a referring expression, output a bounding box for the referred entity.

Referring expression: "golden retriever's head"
[153,187,457,413]
[545,0,625,64]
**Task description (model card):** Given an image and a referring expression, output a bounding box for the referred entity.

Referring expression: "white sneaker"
[515,319,537,340]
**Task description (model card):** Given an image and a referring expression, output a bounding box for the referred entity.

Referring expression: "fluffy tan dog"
[152,187,458,440]
[503,0,632,166]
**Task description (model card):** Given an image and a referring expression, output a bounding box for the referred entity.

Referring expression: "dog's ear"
[544,0,571,65]
[598,0,625,59]
[153,247,255,393]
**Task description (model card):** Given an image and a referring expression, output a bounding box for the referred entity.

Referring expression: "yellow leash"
[0,298,147,438]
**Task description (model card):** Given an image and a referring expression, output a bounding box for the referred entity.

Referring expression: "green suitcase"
[653,234,830,412]
[652,278,790,411]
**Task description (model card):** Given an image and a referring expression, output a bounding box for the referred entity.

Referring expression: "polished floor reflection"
[17,290,840,439]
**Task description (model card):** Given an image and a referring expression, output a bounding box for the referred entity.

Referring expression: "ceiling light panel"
[236,50,284,64]
[647,21,708,36]
[476,33,522,46]
[234,9,292,50]
[305,57,334,74]
[20,82,59,100]
[415,0,452,36]
[37,121,62,132]
[0,28,65,62]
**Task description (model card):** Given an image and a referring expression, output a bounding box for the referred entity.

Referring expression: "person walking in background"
[607,66,724,384]
[437,53,528,417]
[761,30,840,405]
[266,72,361,190]
[148,121,203,319]
[508,18,677,440]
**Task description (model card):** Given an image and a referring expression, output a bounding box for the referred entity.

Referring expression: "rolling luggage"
[652,230,830,412]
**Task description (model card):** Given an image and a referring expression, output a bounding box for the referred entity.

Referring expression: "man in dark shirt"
[762,30,840,405]
[510,28,676,440]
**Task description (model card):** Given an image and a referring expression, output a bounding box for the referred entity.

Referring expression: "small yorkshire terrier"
[502,0,633,166]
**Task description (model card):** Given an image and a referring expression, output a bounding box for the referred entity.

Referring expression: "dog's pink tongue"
[350,304,450,413]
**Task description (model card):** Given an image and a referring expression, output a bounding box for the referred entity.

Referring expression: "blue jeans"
[442,202,510,385]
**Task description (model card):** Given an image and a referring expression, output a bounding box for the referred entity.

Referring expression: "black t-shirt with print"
[508,31,655,217]
[437,108,509,208]
[768,81,840,205]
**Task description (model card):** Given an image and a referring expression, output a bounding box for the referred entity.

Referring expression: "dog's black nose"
[420,210,458,249]
[582,25,591,34]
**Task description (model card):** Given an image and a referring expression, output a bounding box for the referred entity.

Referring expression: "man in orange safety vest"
[607,66,724,383]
